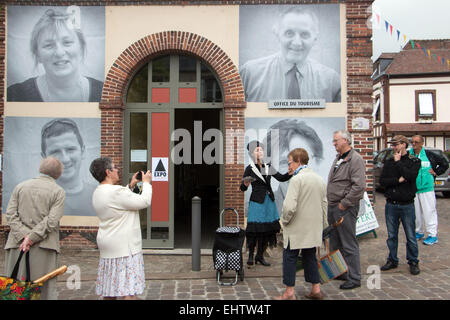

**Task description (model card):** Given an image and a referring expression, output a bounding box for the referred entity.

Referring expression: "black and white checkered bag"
[214,250,241,271]
[216,226,240,234]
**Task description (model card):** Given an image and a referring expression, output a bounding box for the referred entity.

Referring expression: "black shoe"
[247,251,254,266]
[380,260,398,271]
[334,273,348,281]
[339,280,360,290]
[255,256,271,267]
[409,262,420,275]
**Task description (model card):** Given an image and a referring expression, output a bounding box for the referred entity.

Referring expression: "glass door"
[124,109,174,248]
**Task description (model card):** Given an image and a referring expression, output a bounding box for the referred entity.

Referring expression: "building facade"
[372,39,450,152]
[0,0,374,250]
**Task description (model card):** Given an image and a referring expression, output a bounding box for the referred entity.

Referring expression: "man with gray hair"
[326,130,366,290]
[240,6,341,102]
[4,157,66,300]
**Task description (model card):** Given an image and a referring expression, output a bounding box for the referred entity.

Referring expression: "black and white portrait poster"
[243,117,345,215]
[2,117,101,216]
[239,4,341,103]
[7,6,105,102]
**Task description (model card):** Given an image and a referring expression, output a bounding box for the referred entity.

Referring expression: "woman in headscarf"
[240,141,292,267]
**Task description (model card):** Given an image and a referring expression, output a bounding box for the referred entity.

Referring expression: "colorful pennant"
[375,14,449,68]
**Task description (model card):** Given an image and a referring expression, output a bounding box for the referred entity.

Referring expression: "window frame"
[415,89,437,121]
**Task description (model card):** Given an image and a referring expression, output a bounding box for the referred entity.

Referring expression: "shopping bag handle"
[10,250,31,282]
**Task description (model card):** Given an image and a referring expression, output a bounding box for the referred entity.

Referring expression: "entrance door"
[124,54,224,249]
[174,108,222,249]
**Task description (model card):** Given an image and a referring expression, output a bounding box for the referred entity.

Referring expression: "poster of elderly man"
[2,117,100,217]
[239,4,341,103]
[6,5,105,102]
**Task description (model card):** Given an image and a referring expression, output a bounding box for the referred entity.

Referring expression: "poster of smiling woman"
[239,4,341,103]
[2,117,100,217]
[6,6,105,102]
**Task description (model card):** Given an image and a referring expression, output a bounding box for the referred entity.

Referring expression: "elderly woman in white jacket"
[275,148,328,300]
[90,157,152,300]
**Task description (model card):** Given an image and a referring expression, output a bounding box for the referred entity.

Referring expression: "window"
[125,55,223,104]
[415,90,436,121]
[372,97,381,122]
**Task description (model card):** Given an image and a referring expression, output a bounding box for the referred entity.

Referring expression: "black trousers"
[283,242,320,287]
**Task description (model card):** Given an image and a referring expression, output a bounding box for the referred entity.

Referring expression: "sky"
[371,0,450,61]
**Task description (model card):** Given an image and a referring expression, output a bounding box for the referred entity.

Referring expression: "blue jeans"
[385,202,419,265]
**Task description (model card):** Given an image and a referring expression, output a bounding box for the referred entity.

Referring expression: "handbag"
[317,239,348,284]
[0,251,42,300]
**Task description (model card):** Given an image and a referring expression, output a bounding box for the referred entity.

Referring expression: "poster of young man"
[2,117,101,217]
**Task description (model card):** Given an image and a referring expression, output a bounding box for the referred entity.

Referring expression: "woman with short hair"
[90,157,152,300]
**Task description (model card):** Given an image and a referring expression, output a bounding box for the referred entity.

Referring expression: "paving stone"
[2,192,449,301]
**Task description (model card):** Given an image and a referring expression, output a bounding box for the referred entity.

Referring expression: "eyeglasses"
[411,141,422,144]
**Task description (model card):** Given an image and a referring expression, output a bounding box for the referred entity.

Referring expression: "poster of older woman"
[244,117,345,216]
[7,6,105,102]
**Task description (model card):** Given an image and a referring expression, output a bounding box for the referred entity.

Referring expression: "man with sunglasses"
[410,135,448,246]
[380,135,421,275]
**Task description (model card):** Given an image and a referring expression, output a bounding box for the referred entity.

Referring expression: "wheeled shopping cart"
[212,208,246,286]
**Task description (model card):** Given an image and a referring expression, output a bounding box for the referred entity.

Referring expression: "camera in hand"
[136,170,147,181]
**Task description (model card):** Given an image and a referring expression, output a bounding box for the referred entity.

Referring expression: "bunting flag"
[378,15,449,68]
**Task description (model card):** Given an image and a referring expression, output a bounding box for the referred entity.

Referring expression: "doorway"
[124,53,224,249]
[174,109,221,249]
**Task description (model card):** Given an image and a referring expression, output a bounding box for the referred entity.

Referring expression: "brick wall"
[0,225,98,249]
[346,0,374,197]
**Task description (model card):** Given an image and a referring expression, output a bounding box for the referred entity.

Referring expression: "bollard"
[192,196,201,271]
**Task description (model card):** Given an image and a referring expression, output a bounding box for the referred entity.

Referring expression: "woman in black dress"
[240,140,292,266]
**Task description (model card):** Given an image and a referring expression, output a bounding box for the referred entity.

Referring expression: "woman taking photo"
[240,141,292,267]
[7,7,103,102]
[89,157,152,300]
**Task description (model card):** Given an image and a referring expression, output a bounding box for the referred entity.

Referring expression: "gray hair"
[89,157,113,183]
[39,156,64,179]
[334,130,352,145]
[273,6,319,36]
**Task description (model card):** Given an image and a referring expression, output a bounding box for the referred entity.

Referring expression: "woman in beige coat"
[275,148,328,300]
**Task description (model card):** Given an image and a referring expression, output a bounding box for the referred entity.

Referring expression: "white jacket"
[92,183,152,258]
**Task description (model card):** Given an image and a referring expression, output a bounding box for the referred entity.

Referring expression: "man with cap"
[380,135,421,275]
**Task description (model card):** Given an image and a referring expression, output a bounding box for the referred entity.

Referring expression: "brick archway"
[100,31,246,223]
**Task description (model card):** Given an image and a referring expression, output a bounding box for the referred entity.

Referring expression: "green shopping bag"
[0,251,42,300]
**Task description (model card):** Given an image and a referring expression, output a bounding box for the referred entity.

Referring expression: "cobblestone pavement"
[1,191,450,300]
